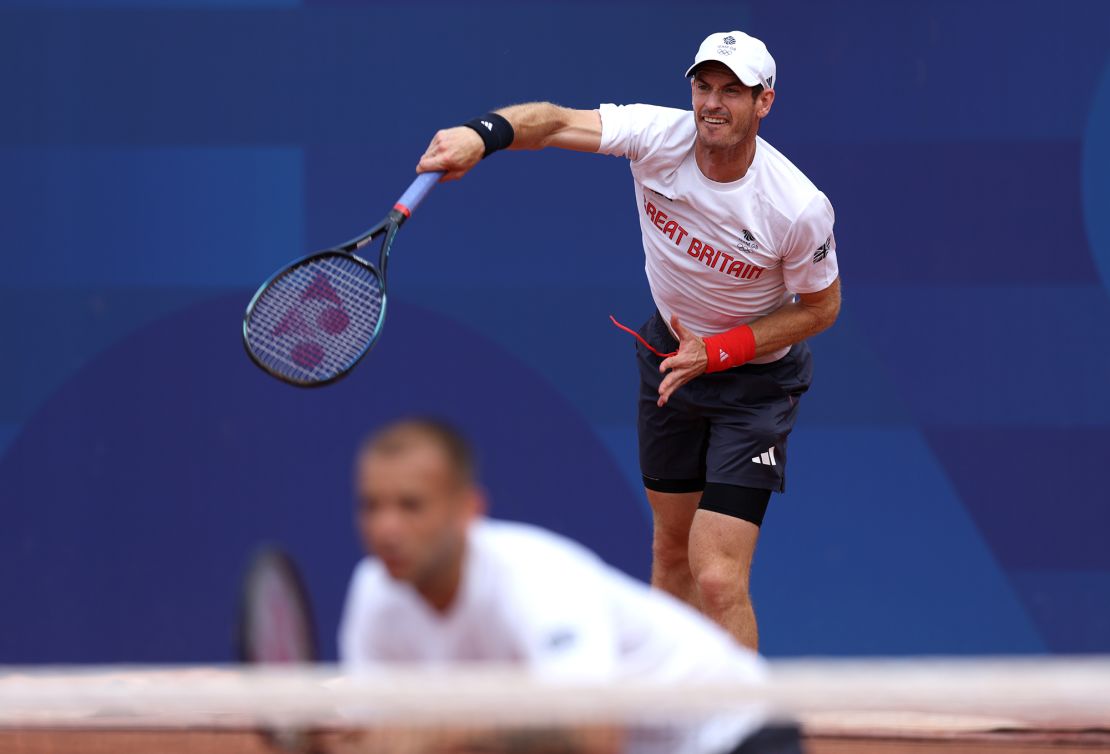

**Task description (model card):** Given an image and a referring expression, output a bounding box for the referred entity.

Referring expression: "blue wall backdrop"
[1,0,1108,662]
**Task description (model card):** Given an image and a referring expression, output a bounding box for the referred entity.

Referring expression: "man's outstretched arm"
[416,103,602,181]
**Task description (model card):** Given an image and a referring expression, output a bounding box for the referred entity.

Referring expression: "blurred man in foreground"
[338,419,803,754]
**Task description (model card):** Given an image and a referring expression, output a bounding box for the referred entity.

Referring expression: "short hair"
[358,418,477,486]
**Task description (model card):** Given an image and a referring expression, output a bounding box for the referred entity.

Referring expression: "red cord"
[609,315,677,359]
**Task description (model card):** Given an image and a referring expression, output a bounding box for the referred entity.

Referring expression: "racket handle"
[395,171,444,217]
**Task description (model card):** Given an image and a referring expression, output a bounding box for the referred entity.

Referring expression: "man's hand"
[657,315,707,407]
[416,126,485,181]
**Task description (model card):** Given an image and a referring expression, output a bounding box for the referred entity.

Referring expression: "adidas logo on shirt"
[751,447,777,466]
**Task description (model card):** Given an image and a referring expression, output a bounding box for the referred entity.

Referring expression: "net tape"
[2,659,1109,731]
[246,255,383,383]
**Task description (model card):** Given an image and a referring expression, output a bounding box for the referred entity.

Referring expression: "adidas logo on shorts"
[751,447,777,466]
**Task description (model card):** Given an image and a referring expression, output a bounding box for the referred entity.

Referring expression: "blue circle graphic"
[0,295,648,663]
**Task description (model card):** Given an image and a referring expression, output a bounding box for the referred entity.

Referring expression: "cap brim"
[684,59,763,87]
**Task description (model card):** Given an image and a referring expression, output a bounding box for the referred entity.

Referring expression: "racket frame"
[242,170,441,387]
[241,208,407,388]
[236,547,320,753]
[236,546,319,664]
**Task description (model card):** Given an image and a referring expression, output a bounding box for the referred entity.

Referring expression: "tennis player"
[415,31,839,650]
[339,419,804,754]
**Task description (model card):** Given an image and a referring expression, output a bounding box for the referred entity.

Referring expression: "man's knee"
[652,533,690,569]
[694,560,751,613]
[646,489,701,561]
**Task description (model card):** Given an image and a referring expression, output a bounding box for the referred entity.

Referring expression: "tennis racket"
[243,170,444,387]
[237,547,321,753]
[237,546,318,664]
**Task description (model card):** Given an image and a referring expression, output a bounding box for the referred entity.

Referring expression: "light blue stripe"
[1,148,303,287]
[1082,59,1110,295]
[851,284,1110,426]
[0,423,20,459]
[758,427,1045,655]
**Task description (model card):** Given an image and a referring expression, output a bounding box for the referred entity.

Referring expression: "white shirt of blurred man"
[338,420,800,754]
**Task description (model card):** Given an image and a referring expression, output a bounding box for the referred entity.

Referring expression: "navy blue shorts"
[637,311,813,494]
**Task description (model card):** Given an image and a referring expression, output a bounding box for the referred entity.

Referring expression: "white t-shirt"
[598,104,838,363]
[339,519,768,753]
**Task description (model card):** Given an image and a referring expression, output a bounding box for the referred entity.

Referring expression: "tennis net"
[2,658,1108,753]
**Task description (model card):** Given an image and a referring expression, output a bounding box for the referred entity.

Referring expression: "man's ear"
[757,88,776,119]
[465,485,488,520]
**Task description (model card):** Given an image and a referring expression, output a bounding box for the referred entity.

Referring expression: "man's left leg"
[687,484,770,650]
[685,344,811,647]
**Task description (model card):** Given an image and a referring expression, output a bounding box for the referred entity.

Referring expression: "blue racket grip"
[395,171,444,216]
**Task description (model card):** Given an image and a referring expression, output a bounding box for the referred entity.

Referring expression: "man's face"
[355,443,475,588]
[690,62,768,151]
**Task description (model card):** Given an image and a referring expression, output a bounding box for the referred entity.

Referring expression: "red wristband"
[703,325,756,372]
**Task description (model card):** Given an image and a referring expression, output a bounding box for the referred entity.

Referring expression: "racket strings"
[245,254,384,384]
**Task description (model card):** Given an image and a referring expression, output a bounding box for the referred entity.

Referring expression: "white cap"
[684,31,776,91]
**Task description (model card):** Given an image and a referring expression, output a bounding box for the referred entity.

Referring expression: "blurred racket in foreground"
[238,546,317,665]
[238,547,320,753]
[243,170,443,386]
